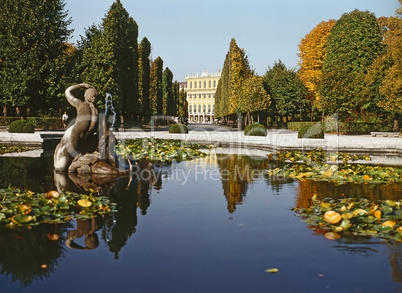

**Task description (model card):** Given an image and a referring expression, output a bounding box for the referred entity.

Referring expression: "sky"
[64,0,399,81]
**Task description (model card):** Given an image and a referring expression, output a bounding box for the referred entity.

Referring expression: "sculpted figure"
[54,83,99,172]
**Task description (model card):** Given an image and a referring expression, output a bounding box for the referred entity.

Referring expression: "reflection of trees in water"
[0,156,55,192]
[0,169,154,285]
[387,243,402,283]
[297,180,402,209]
[103,177,152,260]
[296,179,402,284]
[0,223,70,287]
[216,154,271,213]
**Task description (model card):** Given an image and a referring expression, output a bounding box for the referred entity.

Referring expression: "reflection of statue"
[65,218,99,250]
[53,83,129,176]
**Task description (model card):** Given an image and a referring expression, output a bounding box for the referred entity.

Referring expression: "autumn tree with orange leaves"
[297,20,336,110]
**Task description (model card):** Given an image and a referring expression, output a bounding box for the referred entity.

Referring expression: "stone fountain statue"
[54,83,128,176]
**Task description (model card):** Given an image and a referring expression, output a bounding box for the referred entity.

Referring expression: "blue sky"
[65,0,399,81]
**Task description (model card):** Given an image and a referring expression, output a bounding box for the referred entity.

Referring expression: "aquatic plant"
[267,149,402,184]
[294,195,402,242]
[116,138,205,163]
[0,144,33,155]
[0,187,116,228]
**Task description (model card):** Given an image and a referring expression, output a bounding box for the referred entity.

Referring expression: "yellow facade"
[185,70,221,123]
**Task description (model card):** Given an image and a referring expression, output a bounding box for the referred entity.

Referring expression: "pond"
[1,150,402,293]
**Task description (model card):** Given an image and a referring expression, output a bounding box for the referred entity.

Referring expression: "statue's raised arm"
[65,83,95,107]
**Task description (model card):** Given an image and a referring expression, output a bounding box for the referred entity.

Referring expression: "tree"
[228,38,252,115]
[138,37,151,122]
[80,0,138,124]
[373,13,402,113]
[320,9,384,116]
[176,85,188,118]
[162,67,174,116]
[263,60,308,122]
[237,75,270,126]
[103,0,139,120]
[149,57,163,115]
[215,38,252,120]
[297,20,336,108]
[0,0,72,116]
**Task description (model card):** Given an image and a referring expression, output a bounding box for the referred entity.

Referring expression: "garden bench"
[370,132,400,137]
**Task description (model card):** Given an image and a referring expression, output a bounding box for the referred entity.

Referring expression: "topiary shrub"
[169,123,188,134]
[8,120,35,133]
[298,123,324,139]
[244,123,267,136]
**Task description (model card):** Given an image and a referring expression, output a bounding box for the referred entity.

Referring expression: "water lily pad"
[323,211,341,224]
[77,199,92,208]
[12,214,33,224]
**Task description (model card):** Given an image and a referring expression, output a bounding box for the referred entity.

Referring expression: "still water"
[0,152,402,293]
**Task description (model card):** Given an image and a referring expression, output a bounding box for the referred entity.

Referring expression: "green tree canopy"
[238,75,270,126]
[320,9,384,115]
[263,60,307,122]
[0,0,72,115]
[149,57,163,115]
[138,37,151,120]
[162,67,174,116]
[80,0,138,119]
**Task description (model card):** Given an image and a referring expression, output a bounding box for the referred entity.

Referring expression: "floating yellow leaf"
[77,199,92,208]
[352,209,368,217]
[333,226,343,232]
[323,211,342,224]
[369,204,378,214]
[363,175,372,181]
[382,220,396,228]
[265,268,279,273]
[374,210,382,219]
[342,212,354,220]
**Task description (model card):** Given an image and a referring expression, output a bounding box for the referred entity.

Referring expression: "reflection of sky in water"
[0,155,402,292]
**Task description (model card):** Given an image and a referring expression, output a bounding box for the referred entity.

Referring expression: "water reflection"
[2,153,402,289]
[0,223,70,288]
[296,179,402,209]
[215,153,293,213]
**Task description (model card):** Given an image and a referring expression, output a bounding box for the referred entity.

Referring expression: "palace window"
[189,105,192,113]
[199,81,201,88]
[203,105,206,113]
[208,104,211,113]
[190,82,192,89]
[209,80,211,88]
[198,105,201,112]
[213,80,216,88]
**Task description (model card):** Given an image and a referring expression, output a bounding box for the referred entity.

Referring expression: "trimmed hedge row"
[289,121,394,135]
[8,120,35,133]
[287,121,317,131]
[0,117,62,129]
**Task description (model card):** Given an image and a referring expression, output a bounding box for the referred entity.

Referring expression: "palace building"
[185,70,221,123]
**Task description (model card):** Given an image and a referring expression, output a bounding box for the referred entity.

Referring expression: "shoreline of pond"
[0,125,401,157]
